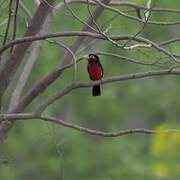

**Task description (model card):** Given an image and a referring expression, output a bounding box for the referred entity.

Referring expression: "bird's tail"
[92,85,101,96]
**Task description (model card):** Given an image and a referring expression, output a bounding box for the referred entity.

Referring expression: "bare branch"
[0,113,154,137]
[36,69,180,113]
[0,31,179,61]
[9,3,59,110]
[9,42,42,110]
[7,0,112,114]
[19,0,33,19]
[1,0,13,46]
[94,51,161,66]
[11,0,20,53]
[0,0,56,97]
[64,0,97,32]
[122,0,153,48]
[92,0,180,26]
[1,112,180,138]
[158,37,180,46]
[56,0,180,14]
[47,39,77,80]
[0,0,56,143]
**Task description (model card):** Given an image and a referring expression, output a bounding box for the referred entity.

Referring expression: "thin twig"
[92,0,180,26]
[94,51,162,66]
[11,0,20,53]
[2,0,13,46]
[58,0,180,14]
[19,0,33,19]
[47,39,77,81]
[63,0,97,32]
[122,0,153,48]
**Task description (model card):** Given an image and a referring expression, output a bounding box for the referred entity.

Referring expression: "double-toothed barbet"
[87,54,104,96]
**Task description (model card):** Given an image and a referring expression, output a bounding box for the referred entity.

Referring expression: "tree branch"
[10,0,20,53]
[8,0,112,114]
[36,68,180,113]
[92,0,180,26]
[1,0,13,47]
[9,1,59,110]
[54,0,180,14]
[0,113,154,137]
[0,31,179,60]
[0,0,56,144]
[0,0,56,98]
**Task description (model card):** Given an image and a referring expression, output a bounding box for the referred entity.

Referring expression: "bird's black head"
[88,54,100,63]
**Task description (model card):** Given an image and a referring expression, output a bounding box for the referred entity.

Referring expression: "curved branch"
[36,68,180,113]
[92,0,180,26]
[40,116,154,137]
[0,113,154,137]
[65,0,180,14]
[0,31,178,61]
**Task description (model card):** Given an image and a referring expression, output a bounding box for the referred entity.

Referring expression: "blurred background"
[1,0,180,179]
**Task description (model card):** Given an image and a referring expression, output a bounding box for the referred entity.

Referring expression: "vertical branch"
[0,0,56,98]
[0,0,13,113]
[9,2,60,110]
[0,0,56,144]
[2,0,13,46]
[9,42,42,109]
[10,0,20,53]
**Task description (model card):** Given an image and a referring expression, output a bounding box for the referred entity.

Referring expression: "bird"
[87,54,104,96]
